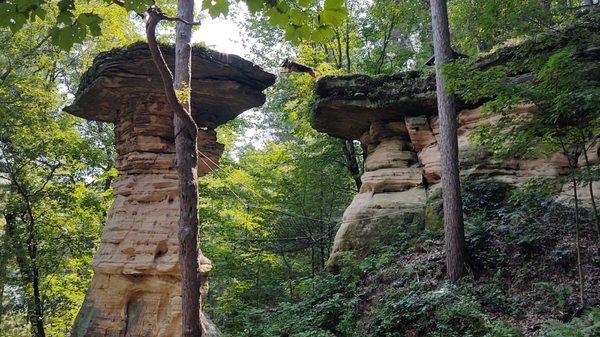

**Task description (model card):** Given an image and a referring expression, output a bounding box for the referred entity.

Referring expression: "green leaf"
[324,0,345,10]
[88,22,102,37]
[245,0,263,14]
[31,7,46,21]
[289,8,308,26]
[57,0,75,11]
[16,0,40,12]
[320,8,347,27]
[266,7,288,28]
[77,13,95,25]
[57,11,73,25]
[9,14,27,33]
[203,0,229,18]
[0,4,15,27]
[311,26,334,43]
[285,25,311,45]
[125,0,152,14]
[298,0,315,8]
[50,24,86,51]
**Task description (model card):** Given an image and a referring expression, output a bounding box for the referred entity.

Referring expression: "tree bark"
[0,214,13,326]
[174,0,202,336]
[582,147,599,239]
[341,140,362,191]
[5,211,45,337]
[572,175,585,307]
[344,7,351,73]
[429,0,466,283]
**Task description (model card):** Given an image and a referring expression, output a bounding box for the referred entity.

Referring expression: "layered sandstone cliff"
[313,24,599,267]
[65,42,275,337]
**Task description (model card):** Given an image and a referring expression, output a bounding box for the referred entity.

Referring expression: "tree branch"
[145,5,198,137]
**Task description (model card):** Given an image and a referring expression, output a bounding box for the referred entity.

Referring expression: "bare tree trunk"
[375,17,396,74]
[582,149,599,238]
[344,11,351,73]
[5,211,45,337]
[31,265,45,337]
[429,0,466,283]
[22,197,46,337]
[0,214,14,326]
[560,140,586,307]
[572,175,585,307]
[174,0,202,336]
[335,31,343,69]
[341,140,362,191]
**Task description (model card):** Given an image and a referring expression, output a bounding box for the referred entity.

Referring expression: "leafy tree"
[191,68,355,334]
[0,3,135,336]
[446,22,600,305]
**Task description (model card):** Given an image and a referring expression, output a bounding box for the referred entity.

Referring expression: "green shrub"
[485,321,524,337]
[541,308,600,337]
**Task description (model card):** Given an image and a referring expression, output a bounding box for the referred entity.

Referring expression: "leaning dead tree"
[114,0,204,334]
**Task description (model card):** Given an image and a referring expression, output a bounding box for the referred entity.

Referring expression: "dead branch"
[145,5,198,137]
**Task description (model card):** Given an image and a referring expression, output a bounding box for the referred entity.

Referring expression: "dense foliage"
[214,180,598,337]
[0,3,136,335]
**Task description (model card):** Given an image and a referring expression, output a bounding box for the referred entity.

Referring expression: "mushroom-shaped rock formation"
[67,42,275,337]
[313,21,600,268]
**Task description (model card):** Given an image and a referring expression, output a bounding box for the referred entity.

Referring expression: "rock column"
[72,96,219,337]
[329,121,427,266]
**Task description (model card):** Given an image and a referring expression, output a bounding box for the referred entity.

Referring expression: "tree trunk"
[582,148,599,239]
[0,214,14,326]
[31,265,45,337]
[341,140,362,191]
[5,212,46,337]
[572,175,585,307]
[25,199,45,337]
[583,0,593,7]
[174,0,202,336]
[429,0,466,283]
[344,10,351,73]
[335,31,343,69]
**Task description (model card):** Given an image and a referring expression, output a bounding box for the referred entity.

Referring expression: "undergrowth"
[220,179,599,337]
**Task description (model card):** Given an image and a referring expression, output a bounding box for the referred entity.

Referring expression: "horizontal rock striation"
[315,21,600,267]
[67,43,274,337]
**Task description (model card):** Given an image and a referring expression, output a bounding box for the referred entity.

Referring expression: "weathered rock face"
[326,105,598,267]
[315,23,599,267]
[67,43,275,337]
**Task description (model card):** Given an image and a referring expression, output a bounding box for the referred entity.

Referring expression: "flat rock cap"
[312,72,437,140]
[312,17,600,140]
[65,42,276,128]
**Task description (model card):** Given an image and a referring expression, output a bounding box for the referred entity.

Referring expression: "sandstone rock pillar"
[65,43,275,337]
[329,121,426,266]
